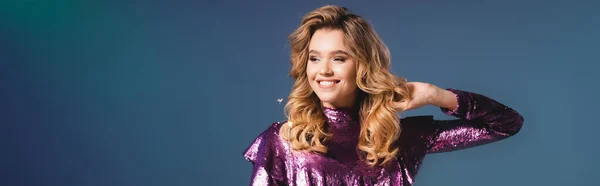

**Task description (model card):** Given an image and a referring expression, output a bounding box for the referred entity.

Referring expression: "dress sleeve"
[419,88,525,153]
[243,122,288,185]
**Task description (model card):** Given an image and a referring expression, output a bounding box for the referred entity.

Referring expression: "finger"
[406,83,415,92]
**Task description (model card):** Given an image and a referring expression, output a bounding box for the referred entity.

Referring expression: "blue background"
[1,0,598,185]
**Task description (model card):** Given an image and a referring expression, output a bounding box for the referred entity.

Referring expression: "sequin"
[244,88,524,185]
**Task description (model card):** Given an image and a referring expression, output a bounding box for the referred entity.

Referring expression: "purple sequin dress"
[243,88,524,186]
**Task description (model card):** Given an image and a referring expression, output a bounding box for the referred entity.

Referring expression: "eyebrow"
[309,50,350,56]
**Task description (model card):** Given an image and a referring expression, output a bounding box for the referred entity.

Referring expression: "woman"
[243,5,524,186]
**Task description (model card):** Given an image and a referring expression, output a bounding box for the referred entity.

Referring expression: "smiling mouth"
[317,80,340,88]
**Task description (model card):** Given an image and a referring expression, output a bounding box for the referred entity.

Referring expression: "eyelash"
[309,57,346,62]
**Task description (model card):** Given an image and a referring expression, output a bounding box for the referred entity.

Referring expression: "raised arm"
[422,88,524,153]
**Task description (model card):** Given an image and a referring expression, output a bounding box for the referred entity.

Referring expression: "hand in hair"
[392,82,458,112]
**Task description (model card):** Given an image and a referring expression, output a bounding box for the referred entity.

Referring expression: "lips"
[316,79,340,89]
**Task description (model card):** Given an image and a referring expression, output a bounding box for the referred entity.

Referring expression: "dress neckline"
[322,106,359,128]
[322,106,361,163]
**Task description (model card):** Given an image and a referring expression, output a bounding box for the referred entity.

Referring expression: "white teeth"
[319,81,336,85]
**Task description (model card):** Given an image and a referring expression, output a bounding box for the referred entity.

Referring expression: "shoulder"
[399,115,434,135]
[261,120,288,140]
[257,120,287,136]
[396,115,435,176]
[397,115,434,151]
[400,115,434,128]
[243,120,288,164]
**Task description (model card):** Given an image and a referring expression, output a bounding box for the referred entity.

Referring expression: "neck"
[322,103,355,110]
[321,90,364,110]
[321,106,361,163]
[322,105,359,126]
[321,98,360,111]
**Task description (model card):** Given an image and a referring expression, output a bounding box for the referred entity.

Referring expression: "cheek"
[306,67,317,85]
[305,64,315,77]
[305,71,312,81]
[341,65,357,83]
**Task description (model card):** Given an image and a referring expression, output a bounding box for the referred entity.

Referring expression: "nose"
[318,61,333,76]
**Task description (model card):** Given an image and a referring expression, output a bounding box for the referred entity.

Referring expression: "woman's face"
[306,29,358,109]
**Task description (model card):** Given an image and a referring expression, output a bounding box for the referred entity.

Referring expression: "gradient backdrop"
[1,0,598,185]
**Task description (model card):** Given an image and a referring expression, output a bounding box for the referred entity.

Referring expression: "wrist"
[426,86,442,106]
[430,88,458,110]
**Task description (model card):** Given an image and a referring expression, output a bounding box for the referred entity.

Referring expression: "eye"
[309,56,319,62]
[333,57,346,62]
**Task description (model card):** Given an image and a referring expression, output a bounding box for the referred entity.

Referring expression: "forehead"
[308,29,348,52]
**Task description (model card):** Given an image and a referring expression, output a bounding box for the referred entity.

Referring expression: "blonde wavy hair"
[279,5,412,167]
